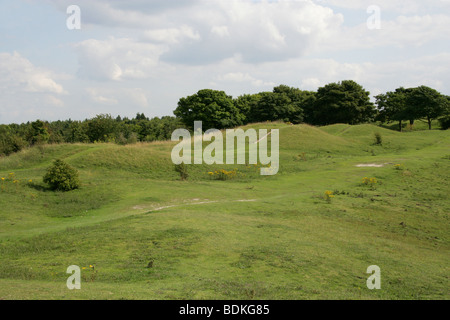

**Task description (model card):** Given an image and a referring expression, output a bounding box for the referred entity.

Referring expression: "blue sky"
[1,0,449,124]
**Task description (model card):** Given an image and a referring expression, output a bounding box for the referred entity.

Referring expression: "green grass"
[0,123,448,300]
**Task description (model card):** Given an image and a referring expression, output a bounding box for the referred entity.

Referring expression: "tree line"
[0,114,183,156]
[1,80,449,157]
[174,81,449,131]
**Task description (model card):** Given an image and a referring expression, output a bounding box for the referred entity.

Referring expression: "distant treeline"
[1,80,449,157]
[0,115,183,156]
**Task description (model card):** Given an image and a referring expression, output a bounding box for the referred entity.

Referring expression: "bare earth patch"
[355,163,386,167]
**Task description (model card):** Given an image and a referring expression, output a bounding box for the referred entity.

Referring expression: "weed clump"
[324,190,334,203]
[208,169,237,181]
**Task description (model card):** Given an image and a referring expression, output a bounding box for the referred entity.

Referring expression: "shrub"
[0,132,26,156]
[174,163,189,180]
[373,132,382,145]
[43,159,80,191]
[439,115,450,130]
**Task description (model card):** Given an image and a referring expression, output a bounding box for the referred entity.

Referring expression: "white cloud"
[86,88,119,105]
[124,88,149,108]
[0,52,69,123]
[74,38,166,81]
[86,87,149,108]
[160,0,343,64]
[216,72,276,88]
[142,25,201,44]
[211,26,230,38]
[56,0,343,67]
[301,78,322,90]
[0,52,65,94]
[65,0,450,81]
[44,95,65,107]
[320,13,450,52]
[314,0,450,14]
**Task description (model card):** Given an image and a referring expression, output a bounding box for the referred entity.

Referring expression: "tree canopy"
[310,80,375,125]
[173,89,244,130]
[407,86,448,130]
[375,86,448,130]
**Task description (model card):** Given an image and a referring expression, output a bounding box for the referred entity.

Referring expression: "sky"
[0,0,449,124]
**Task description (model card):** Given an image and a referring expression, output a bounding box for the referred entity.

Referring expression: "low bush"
[43,159,80,191]
[174,163,189,180]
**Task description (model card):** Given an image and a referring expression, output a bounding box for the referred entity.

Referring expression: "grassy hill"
[0,123,448,299]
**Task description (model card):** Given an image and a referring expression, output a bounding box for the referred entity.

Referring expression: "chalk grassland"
[0,123,448,299]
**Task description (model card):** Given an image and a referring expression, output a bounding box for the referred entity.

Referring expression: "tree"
[311,80,375,125]
[0,125,26,156]
[248,91,303,124]
[233,94,262,125]
[438,95,450,130]
[273,85,316,124]
[85,114,118,142]
[375,87,410,131]
[66,121,89,143]
[27,120,50,145]
[134,113,148,121]
[407,86,446,130]
[174,89,244,130]
[376,86,447,130]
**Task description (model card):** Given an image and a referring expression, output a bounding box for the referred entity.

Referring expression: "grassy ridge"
[0,123,448,299]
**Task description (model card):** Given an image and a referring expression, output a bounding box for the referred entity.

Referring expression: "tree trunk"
[399,120,402,132]
[428,117,432,130]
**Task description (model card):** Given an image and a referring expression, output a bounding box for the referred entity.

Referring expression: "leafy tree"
[376,86,447,130]
[43,159,80,191]
[233,94,262,125]
[0,125,26,156]
[134,113,148,121]
[66,121,89,143]
[375,87,410,131]
[311,80,375,125]
[27,120,50,145]
[85,114,118,142]
[249,91,303,124]
[47,121,66,144]
[273,85,316,124]
[438,96,450,130]
[407,86,447,130]
[174,89,244,130]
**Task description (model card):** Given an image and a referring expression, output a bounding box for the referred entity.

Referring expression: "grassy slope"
[0,123,448,300]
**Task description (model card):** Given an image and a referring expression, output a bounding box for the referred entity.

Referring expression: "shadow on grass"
[27,182,52,192]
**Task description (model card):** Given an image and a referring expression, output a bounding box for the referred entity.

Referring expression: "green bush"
[174,163,189,180]
[439,116,450,130]
[373,132,383,145]
[43,159,80,191]
[0,134,26,156]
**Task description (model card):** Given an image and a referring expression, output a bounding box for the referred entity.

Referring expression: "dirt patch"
[355,163,389,167]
